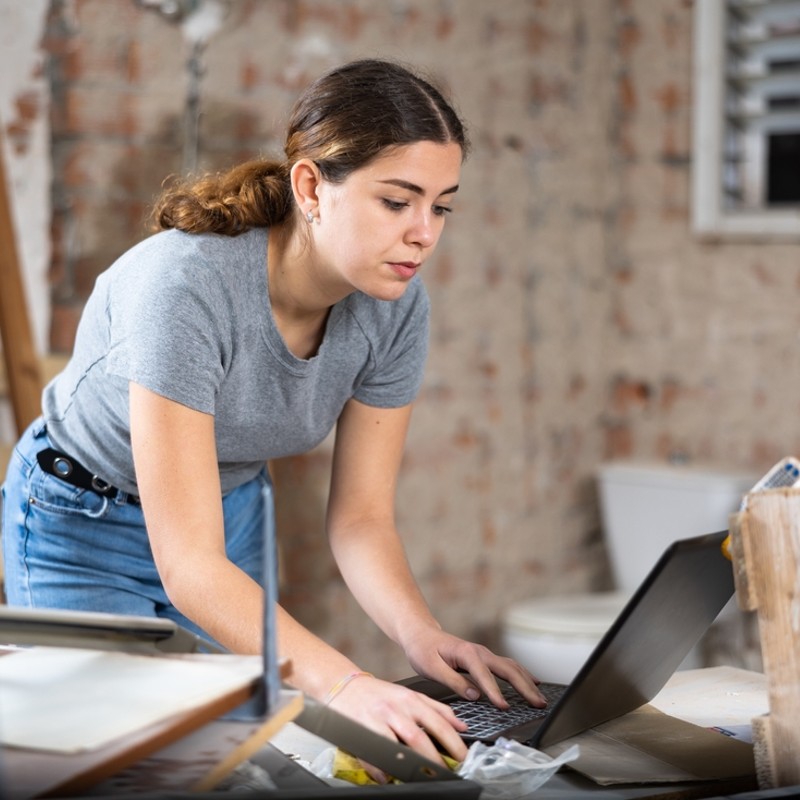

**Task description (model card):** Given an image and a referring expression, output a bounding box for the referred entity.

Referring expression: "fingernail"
[465,688,479,701]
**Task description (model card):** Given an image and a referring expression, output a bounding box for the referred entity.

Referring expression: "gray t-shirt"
[42,227,429,495]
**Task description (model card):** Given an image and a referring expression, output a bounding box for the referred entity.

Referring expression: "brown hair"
[152,59,469,236]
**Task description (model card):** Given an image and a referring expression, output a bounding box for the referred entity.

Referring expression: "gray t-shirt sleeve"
[105,255,229,415]
[351,280,430,408]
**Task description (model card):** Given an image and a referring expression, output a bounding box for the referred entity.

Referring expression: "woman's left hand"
[402,626,547,710]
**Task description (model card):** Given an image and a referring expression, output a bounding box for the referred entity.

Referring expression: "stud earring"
[306,210,315,224]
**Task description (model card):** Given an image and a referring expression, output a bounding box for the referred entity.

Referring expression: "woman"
[2,59,543,765]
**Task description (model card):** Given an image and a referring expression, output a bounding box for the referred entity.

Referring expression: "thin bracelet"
[324,670,374,705]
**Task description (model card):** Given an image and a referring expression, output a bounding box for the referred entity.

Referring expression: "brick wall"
[7,0,798,676]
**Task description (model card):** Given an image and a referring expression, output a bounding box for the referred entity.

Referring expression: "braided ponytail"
[152,159,292,236]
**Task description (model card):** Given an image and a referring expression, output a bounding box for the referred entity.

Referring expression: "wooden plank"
[0,125,43,437]
[78,690,302,797]
[751,715,776,791]
[734,490,800,788]
[728,511,757,611]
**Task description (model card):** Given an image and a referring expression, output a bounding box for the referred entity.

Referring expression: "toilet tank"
[597,461,756,594]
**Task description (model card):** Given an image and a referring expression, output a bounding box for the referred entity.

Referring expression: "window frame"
[691,0,800,239]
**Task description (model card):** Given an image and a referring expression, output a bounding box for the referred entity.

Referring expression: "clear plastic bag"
[457,737,580,799]
[309,738,579,795]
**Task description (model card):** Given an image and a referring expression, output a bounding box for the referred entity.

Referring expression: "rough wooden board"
[734,491,800,788]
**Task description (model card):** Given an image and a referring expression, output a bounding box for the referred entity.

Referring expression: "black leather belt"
[36,448,140,505]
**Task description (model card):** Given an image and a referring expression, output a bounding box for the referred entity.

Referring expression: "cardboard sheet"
[543,704,755,785]
[0,646,262,753]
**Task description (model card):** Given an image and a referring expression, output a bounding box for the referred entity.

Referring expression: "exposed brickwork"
[20,0,798,676]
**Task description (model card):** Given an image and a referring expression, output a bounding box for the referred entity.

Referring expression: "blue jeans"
[1,418,268,650]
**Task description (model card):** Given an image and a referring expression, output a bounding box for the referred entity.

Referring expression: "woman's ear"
[290,159,322,216]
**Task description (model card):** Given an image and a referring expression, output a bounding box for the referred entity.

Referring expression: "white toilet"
[500,460,756,684]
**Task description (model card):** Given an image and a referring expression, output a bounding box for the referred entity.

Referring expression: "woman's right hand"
[326,673,468,782]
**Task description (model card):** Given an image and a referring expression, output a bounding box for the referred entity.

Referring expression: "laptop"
[401,529,735,750]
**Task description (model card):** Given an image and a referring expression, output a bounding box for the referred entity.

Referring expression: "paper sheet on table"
[0,646,262,753]
[649,665,769,735]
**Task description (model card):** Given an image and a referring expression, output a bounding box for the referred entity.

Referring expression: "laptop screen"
[534,530,734,747]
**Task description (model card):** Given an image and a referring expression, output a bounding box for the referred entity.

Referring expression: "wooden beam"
[730,491,800,788]
[0,125,43,437]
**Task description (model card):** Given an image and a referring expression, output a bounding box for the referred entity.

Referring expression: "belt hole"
[53,457,73,477]
[91,476,110,493]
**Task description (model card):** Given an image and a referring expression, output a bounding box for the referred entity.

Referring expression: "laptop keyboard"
[451,682,567,740]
